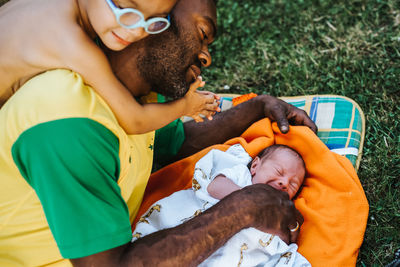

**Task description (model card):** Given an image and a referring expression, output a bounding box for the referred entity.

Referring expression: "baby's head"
[249,145,306,199]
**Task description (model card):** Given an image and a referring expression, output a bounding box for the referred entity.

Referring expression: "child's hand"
[196,90,221,116]
[183,76,220,122]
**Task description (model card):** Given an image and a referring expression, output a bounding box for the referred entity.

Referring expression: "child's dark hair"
[247,144,305,171]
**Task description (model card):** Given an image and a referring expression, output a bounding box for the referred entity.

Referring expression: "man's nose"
[198,49,212,67]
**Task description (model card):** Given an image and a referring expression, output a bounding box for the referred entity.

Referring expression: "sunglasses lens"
[119,12,141,27]
[147,20,169,33]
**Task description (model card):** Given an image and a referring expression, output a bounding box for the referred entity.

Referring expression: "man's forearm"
[72,187,254,267]
[124,184,300,266]
[124,199,248,266]
[71,184,301,267]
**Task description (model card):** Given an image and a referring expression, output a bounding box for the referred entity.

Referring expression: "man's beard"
[137,24,198,100]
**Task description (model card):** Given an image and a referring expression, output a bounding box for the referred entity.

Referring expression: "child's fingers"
[196,93,217,107]
[192,114,204,123]
[198,91,221,108]
[198,104,219,120]
[196,96,221,114]
[201,110,215,121]
[197,90,220,100]
[189,76,205,93]
[203,102,219,112]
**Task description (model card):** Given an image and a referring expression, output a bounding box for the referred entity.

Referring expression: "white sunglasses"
[105,0,170,34]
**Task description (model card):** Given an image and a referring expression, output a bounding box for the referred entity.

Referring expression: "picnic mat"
[134,96,368,267]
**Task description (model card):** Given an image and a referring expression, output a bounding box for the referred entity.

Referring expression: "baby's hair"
[248,144,306,172]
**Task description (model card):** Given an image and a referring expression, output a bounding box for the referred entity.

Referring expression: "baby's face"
[250,149,305,199]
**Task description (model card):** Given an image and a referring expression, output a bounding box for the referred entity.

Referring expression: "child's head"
[249,145,306,199]
[85,0,176,51]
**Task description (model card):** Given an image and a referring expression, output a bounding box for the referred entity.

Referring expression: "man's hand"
[258,95,317,134]
[224,184,303,244]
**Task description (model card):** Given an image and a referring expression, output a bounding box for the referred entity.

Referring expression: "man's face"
[138,0,217,99]
[109,0,217,99]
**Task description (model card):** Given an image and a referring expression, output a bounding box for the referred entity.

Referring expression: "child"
[132,144,310,267]
[0,0,219,134]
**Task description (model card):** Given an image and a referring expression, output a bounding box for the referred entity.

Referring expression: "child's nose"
[127,27,148,42]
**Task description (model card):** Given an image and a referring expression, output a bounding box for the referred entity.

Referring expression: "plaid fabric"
[214,94,365,171]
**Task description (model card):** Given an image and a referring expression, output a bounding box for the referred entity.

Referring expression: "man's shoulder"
[2,69,117,128]
[0,69,126,150]
[20,69,102,115]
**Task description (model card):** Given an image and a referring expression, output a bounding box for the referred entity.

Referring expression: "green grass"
[204,0,399,265]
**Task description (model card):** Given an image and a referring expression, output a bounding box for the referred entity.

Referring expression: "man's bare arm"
[176,95,317,160]
[71,184,302,267]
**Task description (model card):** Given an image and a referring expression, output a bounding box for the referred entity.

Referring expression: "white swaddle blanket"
[133,145,311,267]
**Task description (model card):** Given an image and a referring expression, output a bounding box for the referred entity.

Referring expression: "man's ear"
[250,157,260,176]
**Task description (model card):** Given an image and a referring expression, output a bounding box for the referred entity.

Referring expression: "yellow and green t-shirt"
[0,69,155,266]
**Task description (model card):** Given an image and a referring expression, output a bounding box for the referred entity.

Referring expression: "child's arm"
[93,70,217,134]
[65,31,218,135]
[207,174,242,200]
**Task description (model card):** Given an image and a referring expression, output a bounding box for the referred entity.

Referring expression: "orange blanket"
[134,118,369,267]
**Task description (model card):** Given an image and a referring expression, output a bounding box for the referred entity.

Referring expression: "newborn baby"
[133,144,310,267]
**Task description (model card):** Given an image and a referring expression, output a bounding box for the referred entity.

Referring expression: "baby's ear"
[250,157,260,176]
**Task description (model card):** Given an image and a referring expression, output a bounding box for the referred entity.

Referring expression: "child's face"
[250,149,305,199]
[87,0,176,51]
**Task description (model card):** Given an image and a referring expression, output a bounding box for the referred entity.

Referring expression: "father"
[0,0,316,267]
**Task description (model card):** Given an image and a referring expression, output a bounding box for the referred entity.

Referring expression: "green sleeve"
[11,118,132,259]
[153,94,186,169]
[154,119,185,166]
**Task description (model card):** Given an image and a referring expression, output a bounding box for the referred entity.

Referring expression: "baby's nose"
[277,179,289,190]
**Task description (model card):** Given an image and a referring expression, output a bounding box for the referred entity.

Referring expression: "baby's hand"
[183,76,220,122]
